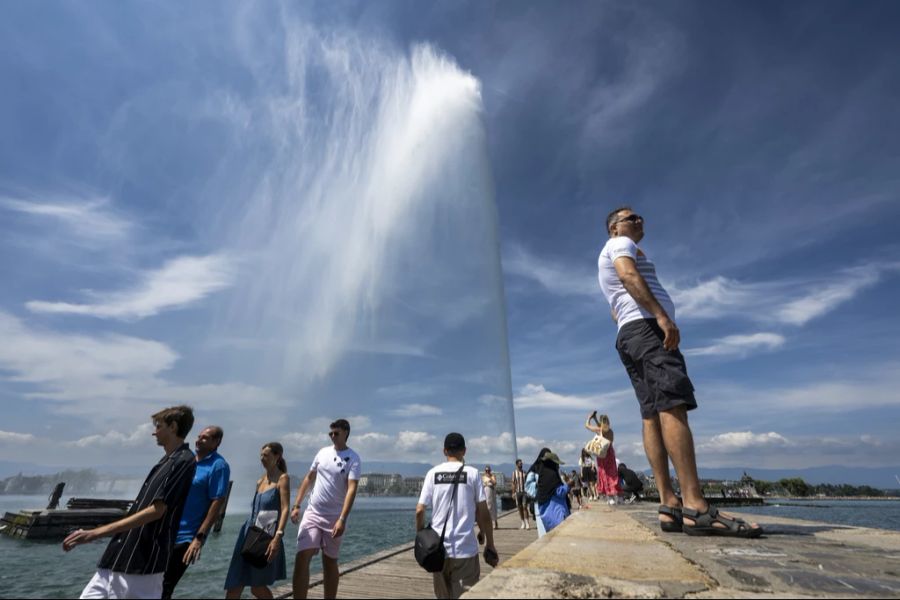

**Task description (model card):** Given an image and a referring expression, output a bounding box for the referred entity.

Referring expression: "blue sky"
[1,1,899,479]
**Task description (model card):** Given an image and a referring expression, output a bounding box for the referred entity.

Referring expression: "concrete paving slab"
[468,502,900,598]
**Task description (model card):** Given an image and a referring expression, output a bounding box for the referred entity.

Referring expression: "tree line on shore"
[753,477,895,498]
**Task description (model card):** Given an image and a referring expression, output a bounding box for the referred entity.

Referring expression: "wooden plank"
[273,509,538,599]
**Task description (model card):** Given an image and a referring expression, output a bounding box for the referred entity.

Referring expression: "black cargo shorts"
[615,318,698,419]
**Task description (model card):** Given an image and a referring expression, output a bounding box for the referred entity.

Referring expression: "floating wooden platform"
[0,497,132,540]
[272,509,539,599]
[0,508,126,540]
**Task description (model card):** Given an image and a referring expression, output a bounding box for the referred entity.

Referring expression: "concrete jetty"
[467,503,900,598]
[270,501,900,598]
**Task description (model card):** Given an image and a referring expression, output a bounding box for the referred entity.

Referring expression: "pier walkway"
[273,509,536,599]
[468,503,900,598]
[272,501,900,598]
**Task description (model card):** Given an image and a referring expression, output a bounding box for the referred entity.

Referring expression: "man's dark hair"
[606,205,633,236]
[152,405,194,439]
[330,419,351,435]
[208,426,224,443]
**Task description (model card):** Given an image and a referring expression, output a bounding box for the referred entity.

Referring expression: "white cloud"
[389,404,443,418]
[685,332,785,357]
[396,431,438,453]
[26,254,235,320]
[773,266,881,326]
[0,430,37,444]
[698,431,791,454]
[0,310,283,420]
[514,383,630,411]
[0,195,131,241]
[69,423,155,448]
[503,241,898,329]
[503,244,599,297]
[376,384,439,400]
[693,431,900,469]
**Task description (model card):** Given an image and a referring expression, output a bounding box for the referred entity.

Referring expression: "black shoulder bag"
[241,488,275,569]
[415,463,466,573]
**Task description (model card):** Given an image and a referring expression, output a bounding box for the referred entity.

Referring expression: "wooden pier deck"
[273,509,539,599]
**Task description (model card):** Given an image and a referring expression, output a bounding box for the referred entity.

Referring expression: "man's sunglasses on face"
[329,430,341,438]
[616,214,643,225]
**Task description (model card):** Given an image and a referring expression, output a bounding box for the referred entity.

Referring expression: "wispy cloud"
[694,431,900,469]
[697,431,791,453]
[0,310,283,420]
[773,266,884,326]
[513,383,631,411]
[376,383,439,399]
[388,403,443,418]
[0,430,37,443]
[685,332,785,357]
[26,254,234,320]
[503,244,598,297]
[505,242,899,328]
[69,423,154,448]
[0,194,131,242]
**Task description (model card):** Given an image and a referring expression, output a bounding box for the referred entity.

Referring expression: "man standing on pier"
[63,406,197,599]
[290,418,361,599]
[161,425,231,599]
[598,208,761,538]
[416,433,499,600]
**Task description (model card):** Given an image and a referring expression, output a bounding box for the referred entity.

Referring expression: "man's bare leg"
[659,405,759,530]
[322,554,340,599]
[642,415,680,523]
[292,549,317,600]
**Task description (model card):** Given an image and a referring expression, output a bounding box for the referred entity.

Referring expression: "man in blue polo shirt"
[162,425,231,599]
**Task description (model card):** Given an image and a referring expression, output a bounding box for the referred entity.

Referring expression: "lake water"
[0,495,419,599]
[3,496,900,598]
[728,498,900,531]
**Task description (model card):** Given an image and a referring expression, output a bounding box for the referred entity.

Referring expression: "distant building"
[404,476,425,496]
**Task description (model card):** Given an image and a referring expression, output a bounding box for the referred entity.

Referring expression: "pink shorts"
[296,509,343,559]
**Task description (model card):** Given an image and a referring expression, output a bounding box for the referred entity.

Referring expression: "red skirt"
[596,445,621,496]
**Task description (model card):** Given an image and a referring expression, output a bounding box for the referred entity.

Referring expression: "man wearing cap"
[416,433,499,599]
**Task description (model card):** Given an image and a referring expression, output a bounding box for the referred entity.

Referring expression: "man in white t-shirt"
[416,433,499,600]
[598,206,761,539]
[290,419,361,599]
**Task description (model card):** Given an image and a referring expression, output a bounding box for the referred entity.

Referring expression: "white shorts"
[80,569,164,599]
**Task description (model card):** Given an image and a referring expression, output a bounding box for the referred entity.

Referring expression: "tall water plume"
[202,31,518,467]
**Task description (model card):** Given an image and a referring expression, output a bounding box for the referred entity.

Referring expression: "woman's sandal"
[681,505,763,538]
[658,505,683,533]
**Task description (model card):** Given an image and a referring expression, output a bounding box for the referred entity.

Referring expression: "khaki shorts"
[432,555,480,599]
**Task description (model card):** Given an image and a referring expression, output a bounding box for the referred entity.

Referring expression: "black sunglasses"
[328,430,341,438]
[616,214,643,224]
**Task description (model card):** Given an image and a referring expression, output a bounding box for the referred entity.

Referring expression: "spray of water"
[204,31,517,465]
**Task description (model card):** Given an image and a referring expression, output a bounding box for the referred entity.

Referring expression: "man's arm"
[613,256,680,350]
[290,470,317,524]
[415,503,427,531]
[331,479,358,538]
[63,501,166,551]
[475,501,498,566]
[182,497,226,565]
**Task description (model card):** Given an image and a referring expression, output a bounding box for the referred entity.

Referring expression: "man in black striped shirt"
[64,406,197,599]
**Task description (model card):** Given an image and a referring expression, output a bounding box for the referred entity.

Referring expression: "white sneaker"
[608,497,617,505]
[520,521,526,529]
[525,522,530,530]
